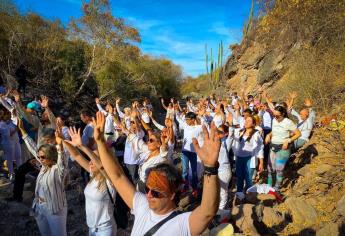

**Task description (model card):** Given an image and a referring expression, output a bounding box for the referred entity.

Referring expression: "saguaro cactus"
[205,41,224,89]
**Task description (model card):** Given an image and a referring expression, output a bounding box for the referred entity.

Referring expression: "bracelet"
[203,162,219,176]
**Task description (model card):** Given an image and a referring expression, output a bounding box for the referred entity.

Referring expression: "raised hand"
[192,123,221,167]
[11,90,20,102]
[41,95,49,108]
[55,126,64,146]
[161,129,169,144]
[67,127,82,147]
[304,98,313,107]
[95,98,100,104]
[289,91,298,100]
[92,111,105,142]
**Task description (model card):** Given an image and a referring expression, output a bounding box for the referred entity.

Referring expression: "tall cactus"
[243,0,254,42]
[205,44,209,76]
[205,41,224,90]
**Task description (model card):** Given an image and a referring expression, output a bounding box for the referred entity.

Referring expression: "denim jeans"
[35,203,67,236]
[181,150,198,189]
[235,156,254,193]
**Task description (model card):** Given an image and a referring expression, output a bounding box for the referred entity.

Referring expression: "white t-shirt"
[212,113,225,128]
[131,192,192,236]
[128,133,168,182]
[84,179,116,230]
[124,130,145,165]
[271,118,297,144]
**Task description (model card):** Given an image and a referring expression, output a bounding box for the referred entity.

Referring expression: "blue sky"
[14,0,252,77]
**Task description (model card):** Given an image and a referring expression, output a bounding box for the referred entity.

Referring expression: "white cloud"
[127,17,163,31]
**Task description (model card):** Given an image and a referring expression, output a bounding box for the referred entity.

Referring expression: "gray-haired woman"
[19,122,69,236]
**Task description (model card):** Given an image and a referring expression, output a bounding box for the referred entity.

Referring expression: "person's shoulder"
[284,118,295,125]
[133,191,149,214]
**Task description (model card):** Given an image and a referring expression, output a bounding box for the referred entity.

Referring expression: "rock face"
[262,207,284,227]
[230,204,260,235]
[223,42,287,93]
[285,197,318,227]
[336,195,345,216]
[316,222,340,236]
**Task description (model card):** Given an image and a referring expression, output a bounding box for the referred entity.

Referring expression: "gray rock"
[285,197,318,227]
[336,195,345,216]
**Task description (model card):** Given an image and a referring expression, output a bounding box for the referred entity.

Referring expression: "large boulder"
[285,197,318,227]
[230,204,259,235]
[238,43,266,69]
[262,207,285,227]
[224,55,238,79]
[257,50,285,85]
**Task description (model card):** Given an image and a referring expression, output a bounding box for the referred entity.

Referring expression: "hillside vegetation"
[0,0,181,110]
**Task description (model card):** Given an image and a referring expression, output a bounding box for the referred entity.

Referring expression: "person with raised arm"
[93,111,220,236]
[287,92,313,149]
[161,98,175,120]
[265,105,301,191]
[95,98,116,141]
[63,127,117,236]
[21,123,69,236]
[175,111,204,194]
[231,115,264,200]
[115,98,132,129]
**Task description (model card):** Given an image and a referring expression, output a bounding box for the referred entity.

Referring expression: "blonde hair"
[90,171,107,192]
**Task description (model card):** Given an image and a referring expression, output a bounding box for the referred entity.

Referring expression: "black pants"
[13,159,38,200]
[263,129,272,167]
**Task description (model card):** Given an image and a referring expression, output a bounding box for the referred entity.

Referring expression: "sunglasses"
[38,155,46,160]
[148,138,157,143]
[144,186,167,198]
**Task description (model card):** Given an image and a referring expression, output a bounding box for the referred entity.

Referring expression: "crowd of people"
[0,86,316,235]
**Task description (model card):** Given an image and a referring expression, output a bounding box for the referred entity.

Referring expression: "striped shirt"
[23,135,68,214]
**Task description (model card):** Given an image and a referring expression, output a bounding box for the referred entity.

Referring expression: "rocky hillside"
[222,0,345,112]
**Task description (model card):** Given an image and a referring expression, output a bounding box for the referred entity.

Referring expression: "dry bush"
[271,43,345,113]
